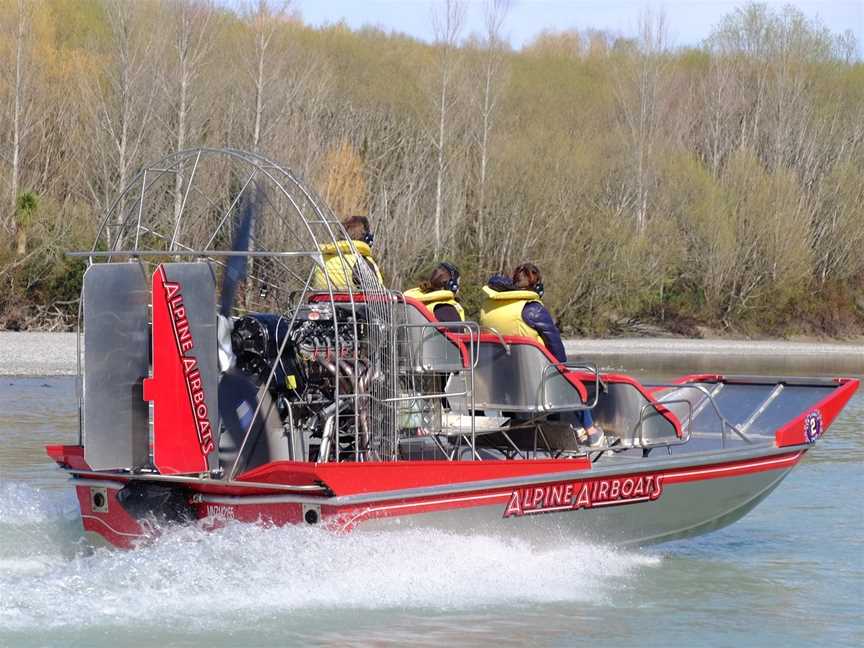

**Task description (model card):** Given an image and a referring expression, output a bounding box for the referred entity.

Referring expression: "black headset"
[439,261,460,293]
[534,281,544,298]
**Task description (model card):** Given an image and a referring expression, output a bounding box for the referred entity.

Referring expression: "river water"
[0,370,862,647]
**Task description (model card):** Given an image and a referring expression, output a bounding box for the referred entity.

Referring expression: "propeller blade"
[219,186,258,316]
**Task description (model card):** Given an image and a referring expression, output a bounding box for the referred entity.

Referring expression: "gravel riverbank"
[0,331,861,376]
[0,333,79,376]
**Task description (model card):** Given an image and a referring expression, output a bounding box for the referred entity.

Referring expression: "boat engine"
[227,303,375,461]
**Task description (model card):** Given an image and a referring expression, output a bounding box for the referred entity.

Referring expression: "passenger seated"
[480,263,565,359]
[312,215,384,290]
[404,262,465,323]
[480,262,606,447]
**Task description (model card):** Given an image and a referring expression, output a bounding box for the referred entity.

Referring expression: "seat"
[568,371,683,446]
[446,334,681,447]
[446,334,588,414]
[397,296,471,373]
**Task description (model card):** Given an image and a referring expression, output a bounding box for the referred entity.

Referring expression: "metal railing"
[478,326,510,354]
[636,398,694,449]
[396,319,482,370]
[644,383,754,449]
[539,362,602,412]
[393,318,480,460]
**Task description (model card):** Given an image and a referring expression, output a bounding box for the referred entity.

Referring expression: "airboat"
[45,149,859,549]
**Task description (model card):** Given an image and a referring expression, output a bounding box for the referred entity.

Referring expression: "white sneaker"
[574,425,607,448]
[573,426,589,444]
[586,426,608,449]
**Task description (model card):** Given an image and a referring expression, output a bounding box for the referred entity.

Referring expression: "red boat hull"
[57,446,807,549]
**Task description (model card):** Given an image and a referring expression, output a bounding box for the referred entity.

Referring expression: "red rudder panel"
[143,265,216,474]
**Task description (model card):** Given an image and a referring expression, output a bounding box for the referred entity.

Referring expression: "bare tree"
[78,0,160,244]
[234,0,300,308]
[362,113,436,285]
[241,0,293,153]
[614,9,670,234]
[697,56,741,177]
[1,0,35,232]
[474,0,510,255]
[430,0,466,256]
[164,0,215,226]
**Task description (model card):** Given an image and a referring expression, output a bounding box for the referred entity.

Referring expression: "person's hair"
[342,215,370,241]
[420,263,457,292]
[512,262,542,290]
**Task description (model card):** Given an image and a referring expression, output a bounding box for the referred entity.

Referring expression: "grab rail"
[395,320,481,369]
[539,362,601,412]
[636,398,694,449]
[648,383,753,448]
[479,326,511,355]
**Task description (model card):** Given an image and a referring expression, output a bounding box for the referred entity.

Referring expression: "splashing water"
[0,480,79,526]
[0,480,659,634]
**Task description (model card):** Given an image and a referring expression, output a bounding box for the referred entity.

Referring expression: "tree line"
[0,0,862,336]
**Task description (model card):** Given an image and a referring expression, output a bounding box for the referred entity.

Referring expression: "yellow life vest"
[479,285,545,345]
[403,288,465,321]
[312,240,384,290]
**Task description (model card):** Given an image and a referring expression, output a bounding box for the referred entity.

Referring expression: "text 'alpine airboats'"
[46,149,859,549]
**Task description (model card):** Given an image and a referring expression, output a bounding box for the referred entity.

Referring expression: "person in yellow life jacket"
[479,263,557,352]
[312,215,384,290]
[403,262,465,322]
[480,262,606,447]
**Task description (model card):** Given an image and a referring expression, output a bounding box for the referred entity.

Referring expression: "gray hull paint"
[355,466,796,546]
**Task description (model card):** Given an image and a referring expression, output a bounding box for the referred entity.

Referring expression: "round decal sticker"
[803,410,823,444]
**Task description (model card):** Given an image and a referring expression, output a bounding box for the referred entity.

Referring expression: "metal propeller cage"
[76,148,400,465]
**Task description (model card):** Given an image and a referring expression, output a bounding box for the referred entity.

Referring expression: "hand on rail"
[479,326,511,355]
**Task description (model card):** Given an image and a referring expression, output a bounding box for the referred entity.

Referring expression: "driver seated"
[312,215,384,290]
[480,262,606,447]
[404,262,465,323]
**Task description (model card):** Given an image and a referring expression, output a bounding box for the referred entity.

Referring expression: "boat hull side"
[67,450,806,548]
[327,452,804,545]
[341,462,795,546]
